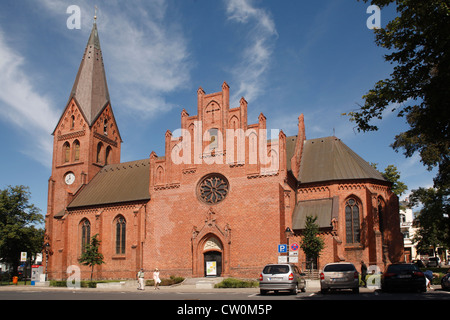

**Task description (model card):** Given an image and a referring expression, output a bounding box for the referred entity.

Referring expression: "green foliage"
[350,0,450,191]
[299,216,325,267]
[410,187,449,252]
[371,163,408,196]
[78,234,105,281]
[214,278,259,288]
[0,185,44,275]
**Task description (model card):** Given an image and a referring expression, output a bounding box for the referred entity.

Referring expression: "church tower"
[45,21,121,269]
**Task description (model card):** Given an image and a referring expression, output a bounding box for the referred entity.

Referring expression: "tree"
[371,163,408,196]
[300,216,325,271]
[410,187,449,255]
[0,185,44,276]
[78,234,105,281]
[349,0,450,191]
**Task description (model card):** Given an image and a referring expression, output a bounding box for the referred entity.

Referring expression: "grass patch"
[214,278,259,288]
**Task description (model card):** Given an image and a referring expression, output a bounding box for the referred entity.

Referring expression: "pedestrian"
[137,268,145,290]
[153,267,161,290]
[424,270,433,290]
[360,260,367,287]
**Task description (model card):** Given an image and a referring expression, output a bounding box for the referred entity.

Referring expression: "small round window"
[197,173,229,205]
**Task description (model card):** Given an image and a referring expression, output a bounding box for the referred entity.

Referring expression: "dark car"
[381,263,426,293]
[441,273,450,291]
[426,257,441,267]
[259,264,306,295]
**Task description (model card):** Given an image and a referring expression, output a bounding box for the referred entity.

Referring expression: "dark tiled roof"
[298,136,385,184]
[285,135,298,172]
[292,198,335,230]
[68,159,150,209]
[69,22,110,126]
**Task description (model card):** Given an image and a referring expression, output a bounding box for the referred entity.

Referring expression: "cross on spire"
[94,6,98,22]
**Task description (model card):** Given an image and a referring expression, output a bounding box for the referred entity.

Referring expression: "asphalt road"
[0,286,449,300]
[1,286,447,319]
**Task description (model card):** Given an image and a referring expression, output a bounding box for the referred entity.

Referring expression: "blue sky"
[0,0,436,217]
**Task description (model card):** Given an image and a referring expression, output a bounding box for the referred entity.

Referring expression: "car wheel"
[320,288,328,294]
[353,287,359,294]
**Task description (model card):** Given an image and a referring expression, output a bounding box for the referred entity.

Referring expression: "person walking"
[360,260,367,287]
[153,268,161,290]
[137,268,145,290]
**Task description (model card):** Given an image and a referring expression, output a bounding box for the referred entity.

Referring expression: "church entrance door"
[204,251,222,277]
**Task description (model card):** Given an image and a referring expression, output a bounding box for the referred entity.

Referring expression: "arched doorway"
[202,236,223,277]
[204,251,222,277]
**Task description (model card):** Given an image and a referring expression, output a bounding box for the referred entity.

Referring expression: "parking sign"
[278,244,287,253]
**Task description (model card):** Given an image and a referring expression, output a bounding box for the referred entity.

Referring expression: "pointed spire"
[69,21,110,126]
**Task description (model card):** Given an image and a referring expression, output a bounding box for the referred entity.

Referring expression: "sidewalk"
[0,278,321,293]
[2,278,437,293]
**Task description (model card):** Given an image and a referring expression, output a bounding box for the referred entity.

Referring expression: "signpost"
[278,244,287,253]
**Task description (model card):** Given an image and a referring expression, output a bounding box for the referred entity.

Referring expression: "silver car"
[259,264,306,295]
[320,262,359,294]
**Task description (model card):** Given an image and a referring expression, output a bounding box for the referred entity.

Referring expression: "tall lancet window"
[115,216,126,254]
[345,198,360,244]
[80,219,91,253]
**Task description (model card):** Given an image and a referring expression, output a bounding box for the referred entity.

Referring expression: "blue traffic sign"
[278,244,287,253]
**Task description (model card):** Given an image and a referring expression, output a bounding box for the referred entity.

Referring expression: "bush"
[146,275,185,287]
[214,278,259,288]
[50,280,99,288]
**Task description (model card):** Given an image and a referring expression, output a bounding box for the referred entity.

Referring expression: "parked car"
[412,259,426,268]
[259,264,306,295]
[441,273,450,291]
[426,257,441,267]
[320,262,359,294]
[381,263,426,293]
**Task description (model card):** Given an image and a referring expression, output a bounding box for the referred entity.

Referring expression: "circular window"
[197,173,229,205]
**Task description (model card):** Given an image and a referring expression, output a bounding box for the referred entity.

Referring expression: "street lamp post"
[44,242,50,281]
[285,227,293,262]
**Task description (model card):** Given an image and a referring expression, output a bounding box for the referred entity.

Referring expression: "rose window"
[197,174,229,205]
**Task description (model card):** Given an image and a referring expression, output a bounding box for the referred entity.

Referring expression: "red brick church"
[44,22,404,280]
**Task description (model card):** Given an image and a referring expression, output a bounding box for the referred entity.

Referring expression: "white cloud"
[0,29,58,167]
[225,0,278,105]
[40,0,191,118]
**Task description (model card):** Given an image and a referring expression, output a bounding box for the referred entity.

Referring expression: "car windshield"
[323,264,355,272]
[263,265,290,274]
[387,264,419,273]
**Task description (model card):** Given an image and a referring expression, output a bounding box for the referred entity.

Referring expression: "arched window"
[63,142,70,163]
[105,146,112,165]
[208,128,219,151]
[103,119,108,136]
[345,198,360,244]
[378,197,385,233]
[115,216,126,254]
[96,142,104,164]
[71,115,75,129]
[73,140,80,161]
[80,219,91,253]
